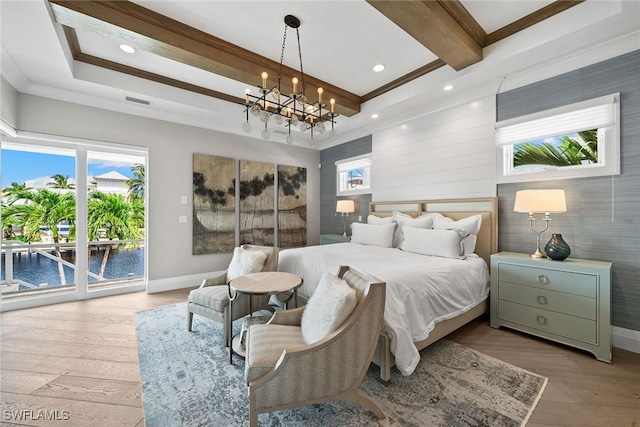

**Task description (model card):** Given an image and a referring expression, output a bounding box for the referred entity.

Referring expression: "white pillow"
[350,222,395,248]
[432,214,482,254]
[367,214,394,225]
[400,227,466,259]
[227,247,268,281]
[301,273,358,344]
[392,211,436,247]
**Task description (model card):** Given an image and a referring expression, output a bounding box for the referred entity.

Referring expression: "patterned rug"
[135,303,547,427]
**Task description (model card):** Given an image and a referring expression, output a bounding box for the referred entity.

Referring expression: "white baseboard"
[612,326,640,354]
[146,271,224,294]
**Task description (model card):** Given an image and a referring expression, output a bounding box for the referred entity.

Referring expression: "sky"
[1,149,141,189]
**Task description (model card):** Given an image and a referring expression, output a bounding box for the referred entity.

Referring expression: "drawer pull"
[536,315,548,325]
[537,295,548,305]
[536,274,549,284]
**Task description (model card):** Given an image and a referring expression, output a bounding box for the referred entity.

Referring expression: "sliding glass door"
[1,136,147,308]
[86,150,146,292]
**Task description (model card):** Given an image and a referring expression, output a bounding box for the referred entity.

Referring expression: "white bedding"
[278,243,490,376]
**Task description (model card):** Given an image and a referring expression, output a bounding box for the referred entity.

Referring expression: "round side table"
[227,271,303,364]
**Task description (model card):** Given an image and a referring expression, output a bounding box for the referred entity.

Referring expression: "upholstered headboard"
[368,198,498,266]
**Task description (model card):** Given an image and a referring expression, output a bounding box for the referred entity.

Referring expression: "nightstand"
[319,234,350,245]
[490,252,612,362]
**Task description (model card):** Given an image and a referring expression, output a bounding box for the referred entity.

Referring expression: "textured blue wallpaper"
[496,50,640,331]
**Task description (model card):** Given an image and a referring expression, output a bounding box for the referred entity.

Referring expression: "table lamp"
[514,189,567,258]
[336,200,355,237]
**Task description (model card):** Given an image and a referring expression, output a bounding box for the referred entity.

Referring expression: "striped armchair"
[187,245,279,345]
[244,265,386,426]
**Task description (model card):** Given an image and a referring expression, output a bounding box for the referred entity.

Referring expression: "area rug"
[135,302,547,427]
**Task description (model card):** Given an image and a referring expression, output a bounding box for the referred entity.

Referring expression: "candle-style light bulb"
[245,88,251,104]
[292,77,299,93]
[330,98,335,113]
[261,72,268,89]
[317,87,323,103]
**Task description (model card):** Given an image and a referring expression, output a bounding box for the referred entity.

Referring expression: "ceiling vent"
[125,96,151,105]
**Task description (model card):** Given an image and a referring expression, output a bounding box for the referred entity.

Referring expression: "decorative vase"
[545,234,571,261]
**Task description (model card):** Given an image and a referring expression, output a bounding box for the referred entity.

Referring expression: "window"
[496,93,619,183]
[336,154,371,196]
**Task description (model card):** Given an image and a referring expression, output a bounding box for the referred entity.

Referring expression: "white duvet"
[278,243,490,376]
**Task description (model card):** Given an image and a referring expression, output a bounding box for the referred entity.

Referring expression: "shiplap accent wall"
[320,135,372,235]
[372,95,497,201]
[497,50,640,332]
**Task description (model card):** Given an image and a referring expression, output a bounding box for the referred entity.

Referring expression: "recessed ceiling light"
[443,85,453,91]
[120,44,136,54]
[371,114,379,119]
[372,64,386,73]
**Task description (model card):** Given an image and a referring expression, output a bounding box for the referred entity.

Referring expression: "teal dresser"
[490,252,612,362]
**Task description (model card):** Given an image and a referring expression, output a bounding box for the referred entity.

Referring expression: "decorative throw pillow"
[400,227,466,259]
[433,214,482,254]
[301,273,358,344]
[227,247,268,281]
[392,211,436,247]
[367,214,395,225]
[350,222,395,247]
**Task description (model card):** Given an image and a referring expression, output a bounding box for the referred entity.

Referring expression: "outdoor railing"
[1,239,144,295]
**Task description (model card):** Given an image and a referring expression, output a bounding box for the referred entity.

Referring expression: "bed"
[278,198,498,381]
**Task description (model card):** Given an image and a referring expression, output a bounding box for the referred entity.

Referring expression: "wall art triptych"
[193,154,307,254]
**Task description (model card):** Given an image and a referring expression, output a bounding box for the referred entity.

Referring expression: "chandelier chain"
[277,25,288,88]
[296,29,306,95]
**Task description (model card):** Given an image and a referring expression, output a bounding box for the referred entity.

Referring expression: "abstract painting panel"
[193,154,235,254]
[239,160,275,246]
[278,165,307,248]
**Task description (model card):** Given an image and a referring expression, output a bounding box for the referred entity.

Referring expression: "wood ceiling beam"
[361,59,446,103]
[366,0,483,71]
[438,0,487,47]
[486,0,585,45]
[63,26,243,105]
[49,0,361,116]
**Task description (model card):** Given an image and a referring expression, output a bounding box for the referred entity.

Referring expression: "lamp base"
[530,250,547,259]
[529,218,549,259]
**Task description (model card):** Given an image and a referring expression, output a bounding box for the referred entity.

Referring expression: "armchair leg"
[249,407,258,427]
[348,391,385,419]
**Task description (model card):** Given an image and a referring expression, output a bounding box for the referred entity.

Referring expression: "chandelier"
[242,15,338,145]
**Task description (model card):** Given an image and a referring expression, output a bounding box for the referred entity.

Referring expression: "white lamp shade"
[336,200,355,214]
[514,189,567,213]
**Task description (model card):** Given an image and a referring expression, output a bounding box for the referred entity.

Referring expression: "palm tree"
[47,174,75,189]
[127,163,145,201]
[88,192,144,277]
[2,182,32,205]
[2,188,76,284]
[514,130,598,168]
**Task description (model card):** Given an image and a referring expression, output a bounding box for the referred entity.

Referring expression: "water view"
[1,247,144,292]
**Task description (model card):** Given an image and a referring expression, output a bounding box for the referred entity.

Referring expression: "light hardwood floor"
[1,289,639,426]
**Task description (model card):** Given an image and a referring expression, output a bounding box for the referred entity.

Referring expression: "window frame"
[495,93,620,184]
[335,153,372,196]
